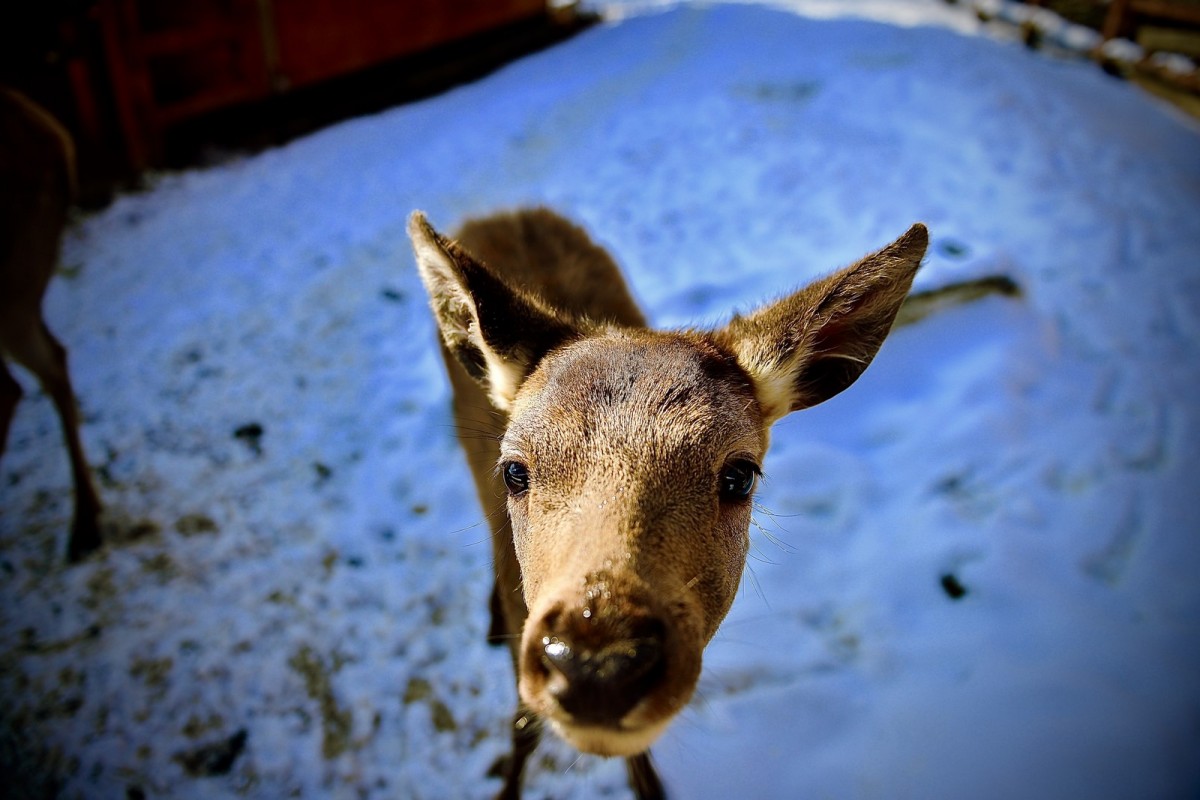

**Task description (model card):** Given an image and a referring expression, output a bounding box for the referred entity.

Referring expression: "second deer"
[0,88,102,562]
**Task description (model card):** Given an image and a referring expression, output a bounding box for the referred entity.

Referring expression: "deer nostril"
[541,636,573,677]
[539,636,573,696]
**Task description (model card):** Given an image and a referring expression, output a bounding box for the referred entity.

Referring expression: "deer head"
[409,211,926,757]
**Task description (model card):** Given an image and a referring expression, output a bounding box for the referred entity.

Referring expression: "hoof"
[66,514,102,563]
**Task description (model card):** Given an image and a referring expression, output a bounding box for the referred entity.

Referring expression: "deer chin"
[546,715,672,758]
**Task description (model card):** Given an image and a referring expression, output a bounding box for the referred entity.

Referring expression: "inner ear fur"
[408,211,581,409]
[717,223,928,424]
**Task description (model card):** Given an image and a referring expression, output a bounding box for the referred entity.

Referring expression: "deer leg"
[11,323,101,560]
[0,360,22,457]
[490,706,540,800]
[626,751,666,800]
[488,579,509,647]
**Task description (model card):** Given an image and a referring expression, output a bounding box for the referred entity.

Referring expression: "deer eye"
[502,460,530,496]
[719,460,759,502]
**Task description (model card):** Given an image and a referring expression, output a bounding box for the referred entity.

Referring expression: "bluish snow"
[1,2,1198,798]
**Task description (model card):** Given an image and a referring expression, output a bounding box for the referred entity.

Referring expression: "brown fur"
[410,207,927,798]
[0,88,101,562]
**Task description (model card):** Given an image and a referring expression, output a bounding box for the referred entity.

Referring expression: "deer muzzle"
[518,574,701,756]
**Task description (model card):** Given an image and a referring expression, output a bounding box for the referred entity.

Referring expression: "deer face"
[501,331,763,755]
[408,209,926,758]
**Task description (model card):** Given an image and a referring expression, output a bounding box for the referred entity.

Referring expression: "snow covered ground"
[2,1,1198,798]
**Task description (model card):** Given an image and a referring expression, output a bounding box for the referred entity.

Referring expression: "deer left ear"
[717,223,928,425]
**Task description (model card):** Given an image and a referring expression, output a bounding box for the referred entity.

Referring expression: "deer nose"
[536,614,667,726]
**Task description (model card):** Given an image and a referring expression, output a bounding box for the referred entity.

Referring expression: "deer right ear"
[717,223,928,426]
[408,212,580,411]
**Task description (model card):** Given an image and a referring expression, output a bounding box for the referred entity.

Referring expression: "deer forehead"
[503,331,764,478]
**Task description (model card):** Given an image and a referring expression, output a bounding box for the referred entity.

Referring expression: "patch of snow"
[2,2,1198,799]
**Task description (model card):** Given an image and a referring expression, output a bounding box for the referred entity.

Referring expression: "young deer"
[410,208,1002,799]
[0,88,102,562]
